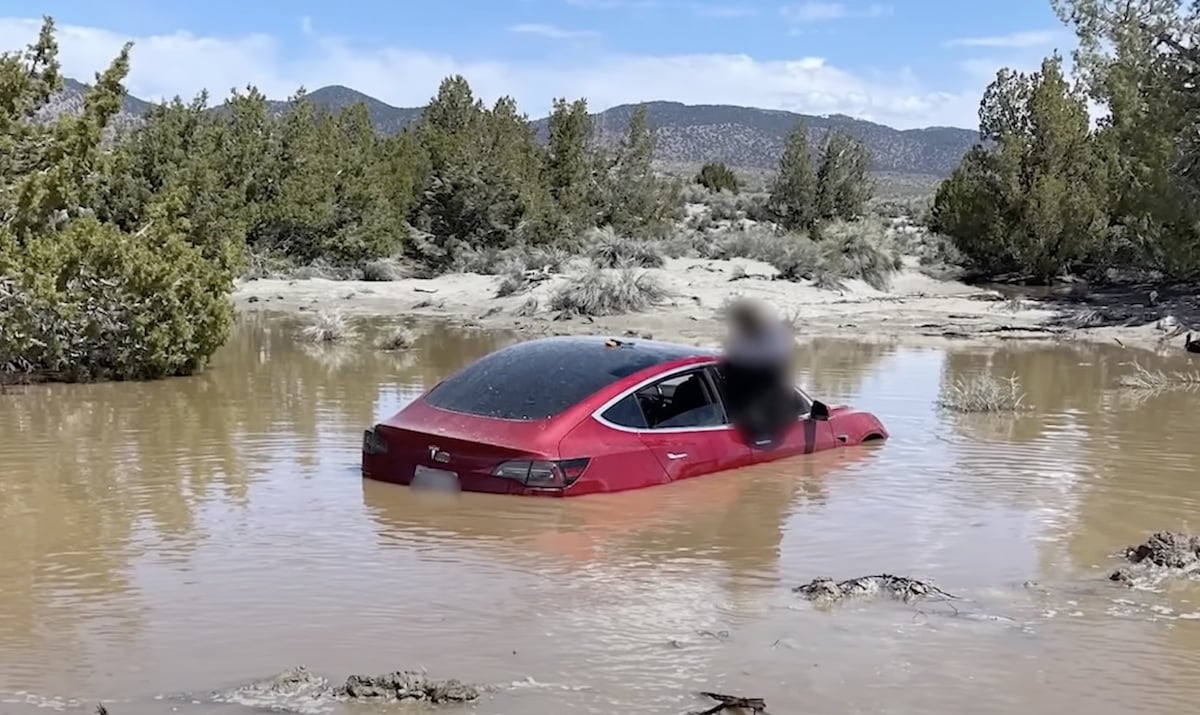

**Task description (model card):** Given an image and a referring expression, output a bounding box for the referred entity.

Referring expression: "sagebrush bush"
[814,219,902,290]
[549,266,667,316]
[585,226,665,268]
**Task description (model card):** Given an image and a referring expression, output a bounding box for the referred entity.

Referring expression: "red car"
[361,335,888,496]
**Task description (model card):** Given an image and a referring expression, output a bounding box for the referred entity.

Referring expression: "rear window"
[423,337,706,420]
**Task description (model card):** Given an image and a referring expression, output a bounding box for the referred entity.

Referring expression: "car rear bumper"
[360,428,573,497]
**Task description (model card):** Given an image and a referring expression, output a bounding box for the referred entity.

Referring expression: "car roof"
[421,335,719,421]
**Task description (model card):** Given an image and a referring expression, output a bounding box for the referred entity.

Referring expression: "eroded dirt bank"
[232,256,1195,353]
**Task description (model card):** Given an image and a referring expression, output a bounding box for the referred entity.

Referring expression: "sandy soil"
[231,256,1191,353]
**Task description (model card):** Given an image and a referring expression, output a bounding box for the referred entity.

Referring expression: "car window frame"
[595,360,817,434]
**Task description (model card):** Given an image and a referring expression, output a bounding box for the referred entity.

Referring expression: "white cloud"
[508,23,601,39]
[945,30,1060,49]
[0,15,983,130]
[780,2,893,23]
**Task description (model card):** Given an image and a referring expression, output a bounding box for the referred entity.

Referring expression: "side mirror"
[810,400,830,421]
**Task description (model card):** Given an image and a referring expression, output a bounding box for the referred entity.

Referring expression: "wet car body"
[361,335,889,496]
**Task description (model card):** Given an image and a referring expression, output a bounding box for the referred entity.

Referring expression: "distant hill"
[45,79,979,177]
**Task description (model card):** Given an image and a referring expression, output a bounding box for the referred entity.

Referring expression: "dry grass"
[1118,359,1200,394]
[585,226,666,269]
[936,373,1028,413]
[300,310,352,343]
[361,258,408,282]
[549,266,668,317]
[815,219,902,291]
[377,326,416,351]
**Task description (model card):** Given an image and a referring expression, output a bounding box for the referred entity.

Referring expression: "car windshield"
[424,336,711,421]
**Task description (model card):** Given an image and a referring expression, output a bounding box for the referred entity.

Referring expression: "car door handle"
[667,452,688,460]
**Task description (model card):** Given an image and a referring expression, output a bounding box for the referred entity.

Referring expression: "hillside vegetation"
[932,0,1200,284]
[46,79,977,176]
[0,17,889,384]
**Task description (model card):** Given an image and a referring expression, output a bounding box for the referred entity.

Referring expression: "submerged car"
[361,335,888,496]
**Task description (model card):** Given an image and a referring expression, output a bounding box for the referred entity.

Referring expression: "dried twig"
[691,691,767,715]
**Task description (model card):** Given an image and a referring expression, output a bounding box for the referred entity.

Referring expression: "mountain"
[47,79,979,177]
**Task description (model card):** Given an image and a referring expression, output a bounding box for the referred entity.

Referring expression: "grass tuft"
[936,373,1027,413]
[300,310,352,343]
[1118,359,1200,393]
[549,265,668,317]
[377,326,416,351]
[586,226,666,269]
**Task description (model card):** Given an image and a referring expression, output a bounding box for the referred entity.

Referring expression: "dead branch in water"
[794,574,959,604]
[691,691,768,715]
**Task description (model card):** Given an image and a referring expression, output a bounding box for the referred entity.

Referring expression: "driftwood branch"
[691,691,767,715]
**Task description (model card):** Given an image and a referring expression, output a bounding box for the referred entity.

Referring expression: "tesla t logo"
[428,445,451,464]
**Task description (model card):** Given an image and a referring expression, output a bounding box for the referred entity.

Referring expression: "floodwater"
[3,315,1200,715]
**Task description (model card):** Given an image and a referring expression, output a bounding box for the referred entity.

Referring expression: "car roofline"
[588,356,815,434]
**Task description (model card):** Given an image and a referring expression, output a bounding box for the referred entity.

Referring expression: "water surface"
[3,315,1200,715]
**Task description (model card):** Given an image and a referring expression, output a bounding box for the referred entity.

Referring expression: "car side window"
[634,370,726,429]
[600,394,648,429]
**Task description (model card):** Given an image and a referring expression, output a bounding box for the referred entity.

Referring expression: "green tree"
[599,106,678,239]
[814,130,872,221]
[544,97,595,232]
[1,17,235,382]
[932,55,1108,280]
[767,120,818,231]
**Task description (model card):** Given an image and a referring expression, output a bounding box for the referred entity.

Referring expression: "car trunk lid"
[364,401,565,494]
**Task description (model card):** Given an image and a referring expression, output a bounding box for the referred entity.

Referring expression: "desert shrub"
[705,225,820,279]
[361,257,408,281]
[585,226,665,268]
[300,310,352,343]
[0,219,234,381]
[936,374,1027,413]
[814,219,902,290]
[378,326,416,351]
[549,266,667,316]
[696,162,740,193]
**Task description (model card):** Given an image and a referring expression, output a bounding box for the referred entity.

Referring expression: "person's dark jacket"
[719,324,797,448]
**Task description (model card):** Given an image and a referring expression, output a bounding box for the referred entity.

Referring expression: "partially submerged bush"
[585,226,665,268]
[300,310,352,343]
[378,326,416,351]
[549,266,667,316]
[936,373,1027,413]
[1118,360,1200,394]
[0,220,235,382]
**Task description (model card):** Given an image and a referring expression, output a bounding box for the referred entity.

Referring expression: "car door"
[634,367,752,481]
[752,389,837,462]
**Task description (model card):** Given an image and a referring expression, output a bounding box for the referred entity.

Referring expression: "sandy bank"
[231,256,1189,353]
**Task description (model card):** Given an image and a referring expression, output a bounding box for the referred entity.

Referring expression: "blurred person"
[719,298,798,449]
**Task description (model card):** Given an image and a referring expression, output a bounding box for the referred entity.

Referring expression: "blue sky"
[0,1,1076,129]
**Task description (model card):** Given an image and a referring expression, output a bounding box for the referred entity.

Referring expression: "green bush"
[696,162,740,193]
[0,219,234,381]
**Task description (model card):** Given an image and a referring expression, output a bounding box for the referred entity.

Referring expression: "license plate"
[412,464,460,492]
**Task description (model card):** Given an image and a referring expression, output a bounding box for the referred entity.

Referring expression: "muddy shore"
[232,256,1194,353]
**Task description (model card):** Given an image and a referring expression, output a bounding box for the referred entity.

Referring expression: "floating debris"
[690,691,767,715]
[198,666,480,713]
[794,574,958,604]
[1111,531,1200,586]
[335,671,479,704]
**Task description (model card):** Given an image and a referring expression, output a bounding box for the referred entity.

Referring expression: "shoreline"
[231,256,1191,355]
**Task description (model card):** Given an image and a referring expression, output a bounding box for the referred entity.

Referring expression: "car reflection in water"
[359,444,880,584]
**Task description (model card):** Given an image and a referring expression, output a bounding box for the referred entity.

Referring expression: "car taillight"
[491,458,590,489]
[362,427,388,455]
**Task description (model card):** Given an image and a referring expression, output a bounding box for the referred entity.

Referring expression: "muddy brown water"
[3,314,1200,715]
